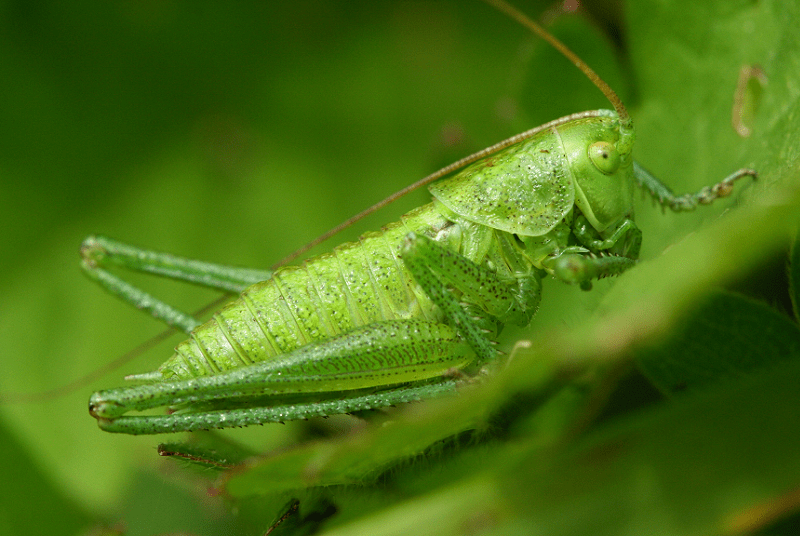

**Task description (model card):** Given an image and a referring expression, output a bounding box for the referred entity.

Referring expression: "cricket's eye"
[588,141,620,174]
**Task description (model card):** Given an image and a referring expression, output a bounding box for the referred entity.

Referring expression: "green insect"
[85,0,755,435]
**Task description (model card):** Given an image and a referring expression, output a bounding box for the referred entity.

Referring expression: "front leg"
[559,215,642,290]
[633,161,756,211]
[544,254,636,291]
[573,215,642,259]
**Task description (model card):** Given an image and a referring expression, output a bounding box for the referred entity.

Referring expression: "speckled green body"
[87,107,669,434]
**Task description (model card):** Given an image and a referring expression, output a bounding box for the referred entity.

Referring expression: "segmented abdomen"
[159,203,450,379]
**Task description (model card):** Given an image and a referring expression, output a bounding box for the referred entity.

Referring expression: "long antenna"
[482,0,629,124]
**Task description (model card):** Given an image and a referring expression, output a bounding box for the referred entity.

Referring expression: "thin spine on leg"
[633,162,756,211]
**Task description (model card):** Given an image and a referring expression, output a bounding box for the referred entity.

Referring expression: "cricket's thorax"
[430,113,633,238]
[158,201,507,379]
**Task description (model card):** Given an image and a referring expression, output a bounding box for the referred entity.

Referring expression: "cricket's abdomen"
[159,204,452,379]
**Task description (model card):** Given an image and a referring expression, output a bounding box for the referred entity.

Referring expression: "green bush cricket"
[84,0,755,435]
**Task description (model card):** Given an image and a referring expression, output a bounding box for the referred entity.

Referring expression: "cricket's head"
[559,110,635,234]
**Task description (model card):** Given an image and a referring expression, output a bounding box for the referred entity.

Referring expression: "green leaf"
[790,232,800,324]
[0,416,91,535]
[317,357,800,536]
[635,291,800,395]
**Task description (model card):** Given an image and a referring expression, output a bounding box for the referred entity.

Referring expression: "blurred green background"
[0,0,796,535]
